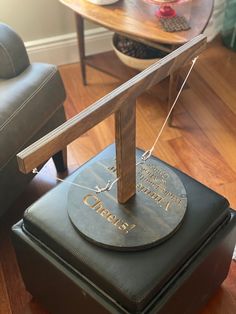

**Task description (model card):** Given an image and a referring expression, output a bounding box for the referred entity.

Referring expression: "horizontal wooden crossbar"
[17,35,206,175]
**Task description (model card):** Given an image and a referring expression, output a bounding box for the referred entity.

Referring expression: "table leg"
[75,13,87,85]
[168,70,180,126]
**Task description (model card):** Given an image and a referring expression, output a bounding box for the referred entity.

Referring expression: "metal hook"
[95,177,120,193]
[95,180,112,193]
[141,150,152,162]
[32,168,38,174]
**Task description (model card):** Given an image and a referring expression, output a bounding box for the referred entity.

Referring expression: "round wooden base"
[67,153,187,251]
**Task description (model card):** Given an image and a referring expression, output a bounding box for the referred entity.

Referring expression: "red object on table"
[144,0,188,18]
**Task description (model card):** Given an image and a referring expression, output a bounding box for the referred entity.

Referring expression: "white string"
[32,168,100,193]
[32,57,198,193]
[141,56,198,162]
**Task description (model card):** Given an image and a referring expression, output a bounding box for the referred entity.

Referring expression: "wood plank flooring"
[0,37,235,314]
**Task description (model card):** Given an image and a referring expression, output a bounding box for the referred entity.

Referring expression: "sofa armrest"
[0,23,30,79]
[0,63,66,170]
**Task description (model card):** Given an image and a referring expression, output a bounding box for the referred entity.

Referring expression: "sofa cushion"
[0,63,66,170]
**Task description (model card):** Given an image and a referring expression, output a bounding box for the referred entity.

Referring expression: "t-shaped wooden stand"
[17,35,207,251]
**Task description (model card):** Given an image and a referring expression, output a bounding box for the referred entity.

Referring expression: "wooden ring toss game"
[16,36,204,251]
[12,35,236,314]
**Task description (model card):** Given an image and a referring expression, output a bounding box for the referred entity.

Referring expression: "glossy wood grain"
[0,37,235,314]
[115,99,136,202]
[60,0,213,44]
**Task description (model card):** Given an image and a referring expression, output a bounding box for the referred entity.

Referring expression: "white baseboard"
[25,27,113,65]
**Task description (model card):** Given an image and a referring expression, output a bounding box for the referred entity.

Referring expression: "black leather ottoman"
[12,145,236,314]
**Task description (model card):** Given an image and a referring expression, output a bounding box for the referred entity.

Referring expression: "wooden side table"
[60,0,213,124]
[60,0,213,82]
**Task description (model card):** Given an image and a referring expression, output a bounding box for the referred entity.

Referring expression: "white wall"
[204,0,226,41]
[0,0,95,41]
[0,0,111,65]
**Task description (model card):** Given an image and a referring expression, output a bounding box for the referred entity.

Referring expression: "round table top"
[60,0,214,45]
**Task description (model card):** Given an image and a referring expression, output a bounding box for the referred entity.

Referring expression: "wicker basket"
[112,34,167,71]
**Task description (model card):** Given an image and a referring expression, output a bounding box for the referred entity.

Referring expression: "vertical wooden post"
[115,100,136,203]
[75,13,87,85]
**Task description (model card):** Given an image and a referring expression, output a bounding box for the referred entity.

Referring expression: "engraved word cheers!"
[83,194,136,234]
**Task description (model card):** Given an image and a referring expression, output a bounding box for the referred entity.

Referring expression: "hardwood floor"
[0,37,236,314]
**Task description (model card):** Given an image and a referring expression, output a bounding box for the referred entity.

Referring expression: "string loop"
[95,177,120,193]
